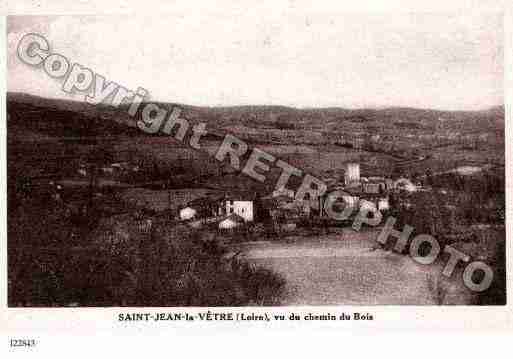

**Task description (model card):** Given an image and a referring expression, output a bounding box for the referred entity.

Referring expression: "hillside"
[7,92,505,181]
[7,92,504,141]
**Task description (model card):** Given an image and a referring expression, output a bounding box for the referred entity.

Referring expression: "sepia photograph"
[5,10,506,309]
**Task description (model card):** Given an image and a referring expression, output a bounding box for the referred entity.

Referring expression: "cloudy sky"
[7,12,503,110]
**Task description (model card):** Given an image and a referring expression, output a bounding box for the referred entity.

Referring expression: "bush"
[9,222,286,307]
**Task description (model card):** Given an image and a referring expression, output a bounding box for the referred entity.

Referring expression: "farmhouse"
[218,194,254,222]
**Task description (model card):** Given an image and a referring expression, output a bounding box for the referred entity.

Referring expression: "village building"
[218,213,245,229]
[316,163,395,217]
[272,187,295,199]
[179,207,197,221]
[176,191,257,223]
[77,164,88,177]
[318,186,360,218]
[187,197,221,218]
[342,194,360,208]
[344,162,360,186]
[218,193,255,222]
[378,197,390,211]
[362,182,381,194]
[394,178,417,192]
[101,166,114,174]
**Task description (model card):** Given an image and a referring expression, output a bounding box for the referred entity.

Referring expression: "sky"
[7,12,503,110]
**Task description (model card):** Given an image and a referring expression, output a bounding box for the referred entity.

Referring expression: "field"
[119,187,223,212]
[231,230,476,305]
[8,92,505,184]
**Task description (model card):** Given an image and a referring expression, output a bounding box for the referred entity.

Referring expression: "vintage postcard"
[2,0,513,355]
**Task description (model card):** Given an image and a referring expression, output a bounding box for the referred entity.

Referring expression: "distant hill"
[7,92,140,138]
[7,92,504,140]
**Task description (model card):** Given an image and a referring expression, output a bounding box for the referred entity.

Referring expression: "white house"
[179,207,197,221]
[220,200,254,222]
